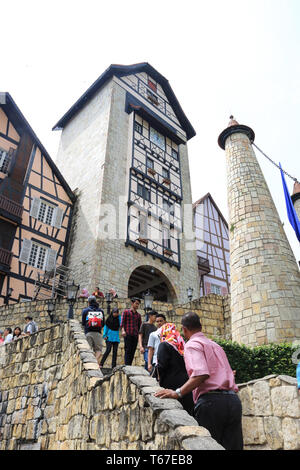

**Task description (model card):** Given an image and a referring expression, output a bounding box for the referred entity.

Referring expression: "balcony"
[0,247,13,273]
[197,255,210,275]
[0,194,23,223]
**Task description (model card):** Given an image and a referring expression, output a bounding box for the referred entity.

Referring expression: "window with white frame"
[30,197,63,228]
[19,238,57,272]
[28,242,47,270]
[211,284,221,295]
[37,201,55,225]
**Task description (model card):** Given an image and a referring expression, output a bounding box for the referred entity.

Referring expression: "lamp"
[143,290,154,320]
[66,280,80,319]
[105,291,113,317]
[187,287,193,302]
[4,287,13,305]
[47,300,56,323]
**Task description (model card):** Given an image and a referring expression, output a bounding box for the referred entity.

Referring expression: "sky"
[1,0,300,262]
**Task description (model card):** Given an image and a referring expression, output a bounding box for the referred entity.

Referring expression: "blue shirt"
[297,362,300,389]
[103,316,121,343]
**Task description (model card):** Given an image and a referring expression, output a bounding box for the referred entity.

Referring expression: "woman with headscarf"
[100,307,121,369]
[156,322,194,415]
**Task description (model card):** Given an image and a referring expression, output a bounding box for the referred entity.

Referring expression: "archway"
[128,265,177,303]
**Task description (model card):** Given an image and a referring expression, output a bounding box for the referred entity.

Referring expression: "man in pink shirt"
[155,311,243,450]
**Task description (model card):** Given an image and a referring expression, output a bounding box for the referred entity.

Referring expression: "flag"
[279,163,300,242]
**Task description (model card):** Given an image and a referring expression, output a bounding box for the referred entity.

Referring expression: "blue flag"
[279,163,300,242]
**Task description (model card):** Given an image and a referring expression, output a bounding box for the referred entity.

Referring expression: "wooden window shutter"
[30,197,41,219]
[45,248,57,272]
[51,207,63,229]
[19,239,32,264]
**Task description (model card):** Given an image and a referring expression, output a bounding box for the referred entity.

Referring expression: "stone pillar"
[218,117,300,346]
[291,181,300,222]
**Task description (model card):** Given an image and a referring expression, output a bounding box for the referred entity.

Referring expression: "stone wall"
[0,294,231,368]
[0,319,223,450]
[238,375,300,450]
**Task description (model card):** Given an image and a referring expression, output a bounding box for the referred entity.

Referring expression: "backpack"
[86,310,104,329]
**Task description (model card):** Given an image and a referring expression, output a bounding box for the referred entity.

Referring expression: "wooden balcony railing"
[0,247,13,268]
[0,194,23,219]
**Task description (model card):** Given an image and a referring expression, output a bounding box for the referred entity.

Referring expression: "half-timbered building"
[53,63,200,303]
[193,193,230,296]
[0,93,75,305]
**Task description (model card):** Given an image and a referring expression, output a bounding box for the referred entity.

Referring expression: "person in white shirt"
[147,314,166,375]
[3,328,13,344]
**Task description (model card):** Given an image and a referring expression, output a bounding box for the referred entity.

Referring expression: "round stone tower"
[218,117,300,346]
[291,181,300,222]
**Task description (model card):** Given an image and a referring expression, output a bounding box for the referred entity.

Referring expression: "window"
[19,238,57,272]
[30,198,63,228]
[134,121,143,134]
[146,158,154,170]
[38,201,55,225]
[0,148,10,174]
[162,167,170,179]
[211,284,221,295]
[148,79,157,92]
[162,227,171,250]
[150,127,165,151]
[137,183,151,202]
[171,149,178,160]
[28,242,47,270]
[147,90,159,106]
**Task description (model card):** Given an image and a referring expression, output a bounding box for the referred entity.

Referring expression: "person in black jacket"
[157,322,194,415]
[81,295,105,365]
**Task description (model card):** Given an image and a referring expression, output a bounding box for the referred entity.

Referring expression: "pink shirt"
[184,331,238,403]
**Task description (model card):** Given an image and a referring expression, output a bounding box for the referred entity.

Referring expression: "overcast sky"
[2,0,300,261]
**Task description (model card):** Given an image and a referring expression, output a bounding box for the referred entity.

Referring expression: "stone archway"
[128,265,177,303]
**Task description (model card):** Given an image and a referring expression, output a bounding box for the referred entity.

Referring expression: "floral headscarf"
[160,323,185,356]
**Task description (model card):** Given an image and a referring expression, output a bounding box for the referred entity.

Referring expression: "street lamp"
[47,300,56,323]
[187,287,193,302]
[4,287,13,305]
[143,290,154,320]
[66,281,80,319]
[105,291,113,317]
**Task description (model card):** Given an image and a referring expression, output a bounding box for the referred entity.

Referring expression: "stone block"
[263,416,283,450]
[271,385,300,418]
[181,436,224,450]
[242,416,266,445]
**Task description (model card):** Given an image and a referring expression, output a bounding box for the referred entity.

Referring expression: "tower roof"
[52,63,196,140]
[218,115,255,150]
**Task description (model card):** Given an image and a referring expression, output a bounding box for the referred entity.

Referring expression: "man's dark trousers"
[124,335,138,365]
[194,391,243,450]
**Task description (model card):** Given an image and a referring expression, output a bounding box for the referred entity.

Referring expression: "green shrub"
[214,339,298,384]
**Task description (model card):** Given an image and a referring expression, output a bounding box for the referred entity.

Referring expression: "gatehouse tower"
[53,63,199,304]
[218,117,300,346]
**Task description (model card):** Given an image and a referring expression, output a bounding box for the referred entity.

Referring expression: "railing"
[0,194,23,219]
[33,263,72,301]
[0,247,13,268]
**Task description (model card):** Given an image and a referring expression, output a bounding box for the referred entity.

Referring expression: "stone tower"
[218,117,300,346]
[52,63,199,304]
[291,181,300,222]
